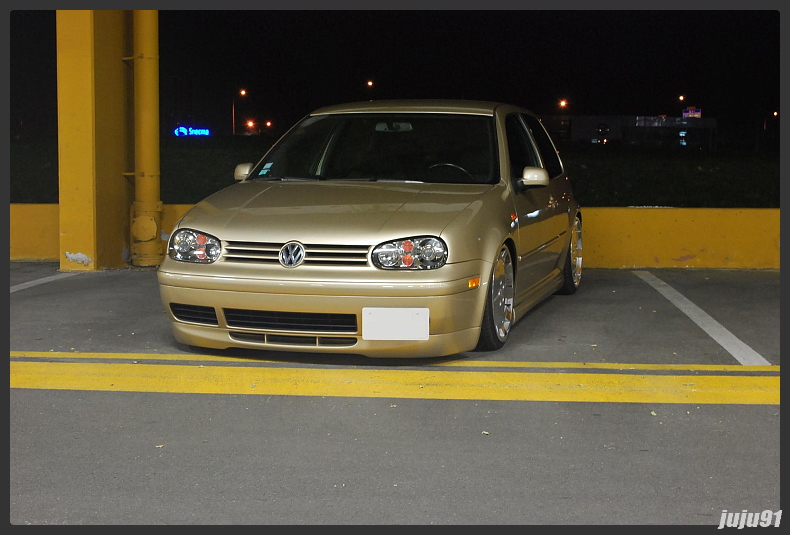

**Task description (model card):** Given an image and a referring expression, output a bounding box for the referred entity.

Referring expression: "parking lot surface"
[9,262,780,524]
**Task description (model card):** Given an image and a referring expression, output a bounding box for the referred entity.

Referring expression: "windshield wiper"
[255,176,320,181]
[330,178,425,183]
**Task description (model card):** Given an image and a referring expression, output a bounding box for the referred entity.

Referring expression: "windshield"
[251,113,498,184]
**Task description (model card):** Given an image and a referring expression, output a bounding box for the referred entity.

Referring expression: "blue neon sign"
[173,126,211,137]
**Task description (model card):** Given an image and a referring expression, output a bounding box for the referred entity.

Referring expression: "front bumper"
[158,260,490,358]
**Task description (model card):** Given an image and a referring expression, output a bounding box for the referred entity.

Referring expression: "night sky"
[10,10,780,138]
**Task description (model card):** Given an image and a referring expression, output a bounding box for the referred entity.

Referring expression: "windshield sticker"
[259,162,273,175]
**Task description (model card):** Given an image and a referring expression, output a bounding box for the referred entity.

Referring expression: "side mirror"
[234,162,253,181]
[517,167,550,189]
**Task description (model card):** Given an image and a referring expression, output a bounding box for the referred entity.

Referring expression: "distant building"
[543,115,718,149]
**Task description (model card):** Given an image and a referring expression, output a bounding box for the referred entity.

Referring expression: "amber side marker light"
[468,276,481,289]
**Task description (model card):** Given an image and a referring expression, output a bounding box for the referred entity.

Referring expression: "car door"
[521,113,571,275]
[504,113,559,303]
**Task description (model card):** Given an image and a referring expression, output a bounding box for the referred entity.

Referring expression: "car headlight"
[168,228,222,263]
[371,236,448,270]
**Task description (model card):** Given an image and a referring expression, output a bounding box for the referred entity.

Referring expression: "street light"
[232,89,247,135]
[366,80,375,102]
[247,120,255,128]
[679,95,685,101]
[559,99,568,108]
[265,120,272,128]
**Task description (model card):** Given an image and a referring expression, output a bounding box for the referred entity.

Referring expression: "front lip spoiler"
[168,320,482,358]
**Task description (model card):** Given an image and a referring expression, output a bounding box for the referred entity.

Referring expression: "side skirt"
[512,269,564,324]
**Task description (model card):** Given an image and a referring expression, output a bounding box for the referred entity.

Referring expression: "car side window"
[505,114,540,179]
[521,113,563,178]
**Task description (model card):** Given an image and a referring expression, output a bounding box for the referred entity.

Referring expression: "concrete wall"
[10,204,61,261]
[10,204,780,269]
[583,208,780,269]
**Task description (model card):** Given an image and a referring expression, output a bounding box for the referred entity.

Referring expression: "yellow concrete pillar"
[56,10,134,271]
[131,10,164,266]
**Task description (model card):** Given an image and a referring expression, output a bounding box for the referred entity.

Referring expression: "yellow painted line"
[9,361,780,405]
[432,359,780,373]
[9,351,780,373]
[10,350,276,365]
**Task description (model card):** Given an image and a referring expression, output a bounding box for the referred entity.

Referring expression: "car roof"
[311,99,519,116]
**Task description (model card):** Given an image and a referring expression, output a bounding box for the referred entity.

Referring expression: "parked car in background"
[158,100,582,357]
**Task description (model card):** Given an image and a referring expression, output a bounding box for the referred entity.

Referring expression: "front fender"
[440,182,515,265]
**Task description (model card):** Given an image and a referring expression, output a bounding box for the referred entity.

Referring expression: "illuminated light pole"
[367,80,374,101]
[559,99,568,109]
[679,95,685,102]
[232,89,247,135]
[265,120,272,128]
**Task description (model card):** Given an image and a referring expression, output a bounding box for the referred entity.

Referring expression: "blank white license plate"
[361,308,430,341]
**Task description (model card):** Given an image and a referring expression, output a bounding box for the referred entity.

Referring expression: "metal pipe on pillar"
[131,9,164,266]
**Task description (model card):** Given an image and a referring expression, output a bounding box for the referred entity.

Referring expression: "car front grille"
[222,241,370,267]
[223,308,358,333]
[170,303,219,326]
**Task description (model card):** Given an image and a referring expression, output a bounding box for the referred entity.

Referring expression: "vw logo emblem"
[279,242,305,267]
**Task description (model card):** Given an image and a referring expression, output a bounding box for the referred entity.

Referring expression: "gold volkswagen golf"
[158,100,582,358]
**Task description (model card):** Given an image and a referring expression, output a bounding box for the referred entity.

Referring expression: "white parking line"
[633,270,771,366]
[10,272,82,294]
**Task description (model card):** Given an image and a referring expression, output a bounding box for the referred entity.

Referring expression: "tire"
[476,245,516,351]
[557,214,582,295]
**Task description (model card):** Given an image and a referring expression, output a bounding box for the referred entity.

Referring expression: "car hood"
[177,180,494,245]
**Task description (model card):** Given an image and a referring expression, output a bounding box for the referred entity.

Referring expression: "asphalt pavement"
[9,262,780,524]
